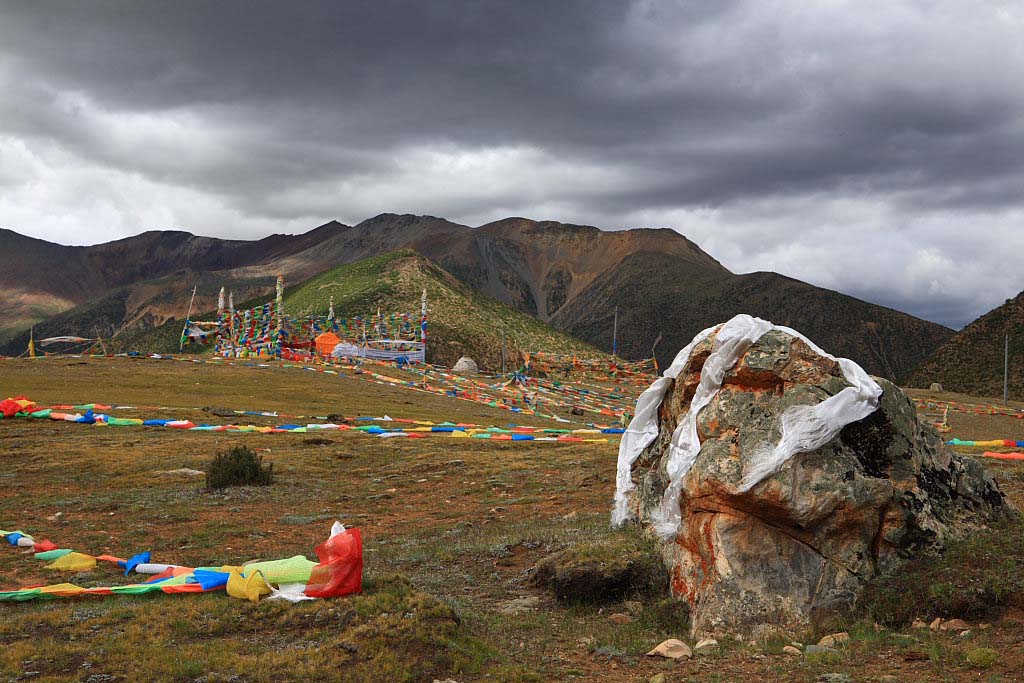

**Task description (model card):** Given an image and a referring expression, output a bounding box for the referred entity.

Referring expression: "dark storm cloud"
[0,0,1022,328]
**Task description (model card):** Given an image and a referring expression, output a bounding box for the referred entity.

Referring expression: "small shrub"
[965,647,999,669]
[206,445,273,490]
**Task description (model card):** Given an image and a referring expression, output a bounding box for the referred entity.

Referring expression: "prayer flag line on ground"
[0,397,622,443]
[0,524,362,603]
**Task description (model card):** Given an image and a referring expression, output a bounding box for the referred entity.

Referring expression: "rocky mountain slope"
[0,215,952,377]
[907,290,1023,400]
[66,251,600,368]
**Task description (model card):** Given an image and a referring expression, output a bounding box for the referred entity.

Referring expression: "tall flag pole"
[217,287,225,316]
[420,288,428,343]
[275,275,284,356]
[612,305,618,357]
[328,295,335,322]
[179,285,198,352]
[228,291,236,355]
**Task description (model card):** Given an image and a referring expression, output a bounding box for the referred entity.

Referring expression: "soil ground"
[1,356,1022,682]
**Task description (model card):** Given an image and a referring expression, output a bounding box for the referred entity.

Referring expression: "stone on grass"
[646,639,692,660]
[782,645,802,656]
[939,618,970,631]
[817,632,850,648]
[607,613,634,625]
[617,324,1011,637]
[805,644,838,655]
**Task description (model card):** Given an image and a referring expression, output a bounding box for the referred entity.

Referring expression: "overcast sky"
[1,1,1022,329]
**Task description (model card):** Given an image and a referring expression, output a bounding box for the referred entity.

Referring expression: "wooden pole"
[612,305,618,357]
[180,285,198,352]
[1005,333,1010,405]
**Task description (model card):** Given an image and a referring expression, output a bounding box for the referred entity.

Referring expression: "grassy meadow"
[1,356,1022,682]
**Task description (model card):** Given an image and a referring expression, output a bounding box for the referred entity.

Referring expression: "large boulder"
[614,316,1012,638]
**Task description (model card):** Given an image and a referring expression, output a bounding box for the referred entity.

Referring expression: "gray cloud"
[1,0,1022,328]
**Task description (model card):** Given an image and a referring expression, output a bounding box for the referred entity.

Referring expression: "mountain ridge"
[1,215,952,378]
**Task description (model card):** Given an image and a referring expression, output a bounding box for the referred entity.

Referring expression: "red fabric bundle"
[304,528,363,598]
[1,396,34,418]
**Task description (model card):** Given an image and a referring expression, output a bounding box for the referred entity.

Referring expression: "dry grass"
[2,357,1024,682]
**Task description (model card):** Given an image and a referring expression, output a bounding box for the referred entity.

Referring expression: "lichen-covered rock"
[624,327,1012,637]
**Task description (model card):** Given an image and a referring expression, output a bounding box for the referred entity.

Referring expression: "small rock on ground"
[646,639,692,660]
[818,632,850,647]
[649,675,667,683]
[607,613,634,625]
[782,645,802,656]
[805,644,839,655]
[940,618,970,631]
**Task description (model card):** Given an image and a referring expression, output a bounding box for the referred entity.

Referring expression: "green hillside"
[907,290,1024,400]
[41,250,603,368]
[281,250,601,368]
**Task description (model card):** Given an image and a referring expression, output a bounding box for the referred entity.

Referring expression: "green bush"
[863,516,1024,626]
[206,445,274,490]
